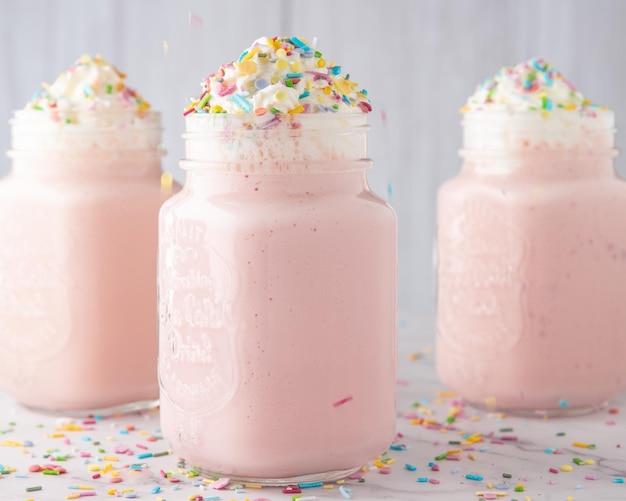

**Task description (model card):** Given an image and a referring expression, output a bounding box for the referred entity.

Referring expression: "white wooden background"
[1,0,625,329]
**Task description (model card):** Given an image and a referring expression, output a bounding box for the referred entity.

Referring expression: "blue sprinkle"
[22,440,33,447]
[255,78,269,90]
[339,485,352,499]
[119,429,129,435]
[299,481,324,489]
[558,399,569,408]
[331,66,342,75]
[575,484,583,489]
[171,483,181,490]
[496,483,510,490]
[137,452,153,459]
[317,104,328,112]
[614,478,625,483]
[150,486,161,493]
[544,448,555,454]
[417,477,428,483]
[342,94,351,105]
[286,73,303,78]
[204,497,221,501]
[299,91,310,100]
[290,37,311,51]
[479,447,489,452]
[532,59,545,72]
[451,468,460,474]
[238,50,249,62]
[390,444,406,451]
[405,464,417,471]
[428,462,435,467]
[466,474,484,481]
[231,93,252,113]
[14,473,28,478]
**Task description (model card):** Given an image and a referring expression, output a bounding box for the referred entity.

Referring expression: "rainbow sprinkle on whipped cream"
[461,58,606,115]
[25,54,151,125]
[184,36,371,116]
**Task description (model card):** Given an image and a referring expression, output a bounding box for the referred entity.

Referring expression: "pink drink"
[437,61,626,414]
[0,153,165,411]
[159,113,397,482]
[0,55,172,413]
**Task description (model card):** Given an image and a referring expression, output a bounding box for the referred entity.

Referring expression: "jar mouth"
[9,109,162,152]
[182,113,369,170]
[180,158,372,174]
[462,109,616,151]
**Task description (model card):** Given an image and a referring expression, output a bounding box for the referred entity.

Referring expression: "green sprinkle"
[285,79,294,88]
[106,84,113,94]
[503,473,512,478]
[26,486,42,492]
[556,432,566,436]
[514,486,524,492]
[98,448,105,453]
[588,444,596,449]
[412,402,420,408]
[197,93,211,109]
[271,108,280,114]
[446,416,456,424]
[153,450,170,457]
[314,51,322,58]
[358,478,365,483]
[435,453,448,460]
[500,427,513,432]
[42,469,59,475]
[448,440,461,445]
[573,457,584,465]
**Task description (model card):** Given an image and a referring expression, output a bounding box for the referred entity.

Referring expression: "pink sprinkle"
[433,440,440,446]
[446,455,461,461]
[484,494,498,500]
[211,477,231,490]
[218,84,236,97]
[110,477,123,484]
[333,396,353,408]
[159,469,167,478]
[378,467,392,474]
[188,12,204,27]
[606,420,616,426]
[585,474,598,480]
[491,439,505,445]
[80,452,91,458]
[431,464,440,471]
[396,379,409,386]
[463,446,476,451]
[136,444,148,450]
[348,473,363,480]
[92,473,101,479]
[78,492,97,497]
[114,445,129,454]
[83,420,96,425]
[549,467,559,474]
[64,438,71,445]
[381,110,388,125]
[183,107,196,116]
[429,478,440,484]
[501,435,519,441]
[549,479,556,485]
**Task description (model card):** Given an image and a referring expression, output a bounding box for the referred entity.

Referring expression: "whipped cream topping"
[184,36,371,116]
[23,54,155,127]
[462,58,607,116]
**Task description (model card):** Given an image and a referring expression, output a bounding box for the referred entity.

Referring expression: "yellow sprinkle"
[560,464,574,472]
[584,459,595,465]
[107,489,118,496]
[317,58,326,68]
[106,436,114,442]
[56,424,83,432]
[102,456,118,462]
[161,172,174,194]
[236,60,258,76]
[525,497,532,501]
[516,483,525,488]
[336,479,345,485]
[408,352,420,361]
[484,396,497,410]
[245,483,262,489]
[188,496,202,501]
[275,48,287,58]
[290,60,302,73]
[243,48,259,61]
[572,442,589,448]
[471,416,481,422]
[66,495,80,500]
[487,482,493,489]
[323,484,334,489]
[567,497,573,501]
[459,105,471,113]
[447,449,463,455]
[288,105,305,114]
[438,391,458,398]
[386,458,396,465]
[0,440,23,447]
[373,461,386,468]
[76,485,93,490]
[275,58,288,71]
[48,433,65,438]
[468,453,476,461]
[87,464,101,472]
[121,489,135,494]
[101,464,113,474]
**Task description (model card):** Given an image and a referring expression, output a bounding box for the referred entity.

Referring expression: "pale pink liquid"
[437,151,626,412]
[158,169,397,480]
[0,154,168,412]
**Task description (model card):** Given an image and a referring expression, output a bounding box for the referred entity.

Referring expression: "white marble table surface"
[0,333,625,501]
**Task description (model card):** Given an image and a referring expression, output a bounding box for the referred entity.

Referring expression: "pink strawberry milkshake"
[158,36,397,483]
[437,58,626,415]
[0,55,174,413]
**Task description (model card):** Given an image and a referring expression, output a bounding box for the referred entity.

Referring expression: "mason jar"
[0,109,172,414]
[436,110,626,415]
[158,113,397,483]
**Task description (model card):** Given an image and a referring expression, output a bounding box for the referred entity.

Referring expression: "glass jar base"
[190,463,362,487]
[469,400,608,418]
[22,398,160,418]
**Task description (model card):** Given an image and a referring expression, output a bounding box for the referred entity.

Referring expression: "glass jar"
[436,110,626,415]
[0,110,172,414]
[158,113,397,484]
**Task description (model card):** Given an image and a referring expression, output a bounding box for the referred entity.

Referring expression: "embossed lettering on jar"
[158,113,397,483]
[436,110,626,415]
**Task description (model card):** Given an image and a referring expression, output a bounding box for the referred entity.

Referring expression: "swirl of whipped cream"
[462,58,606,116]
[185,36,372,116]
